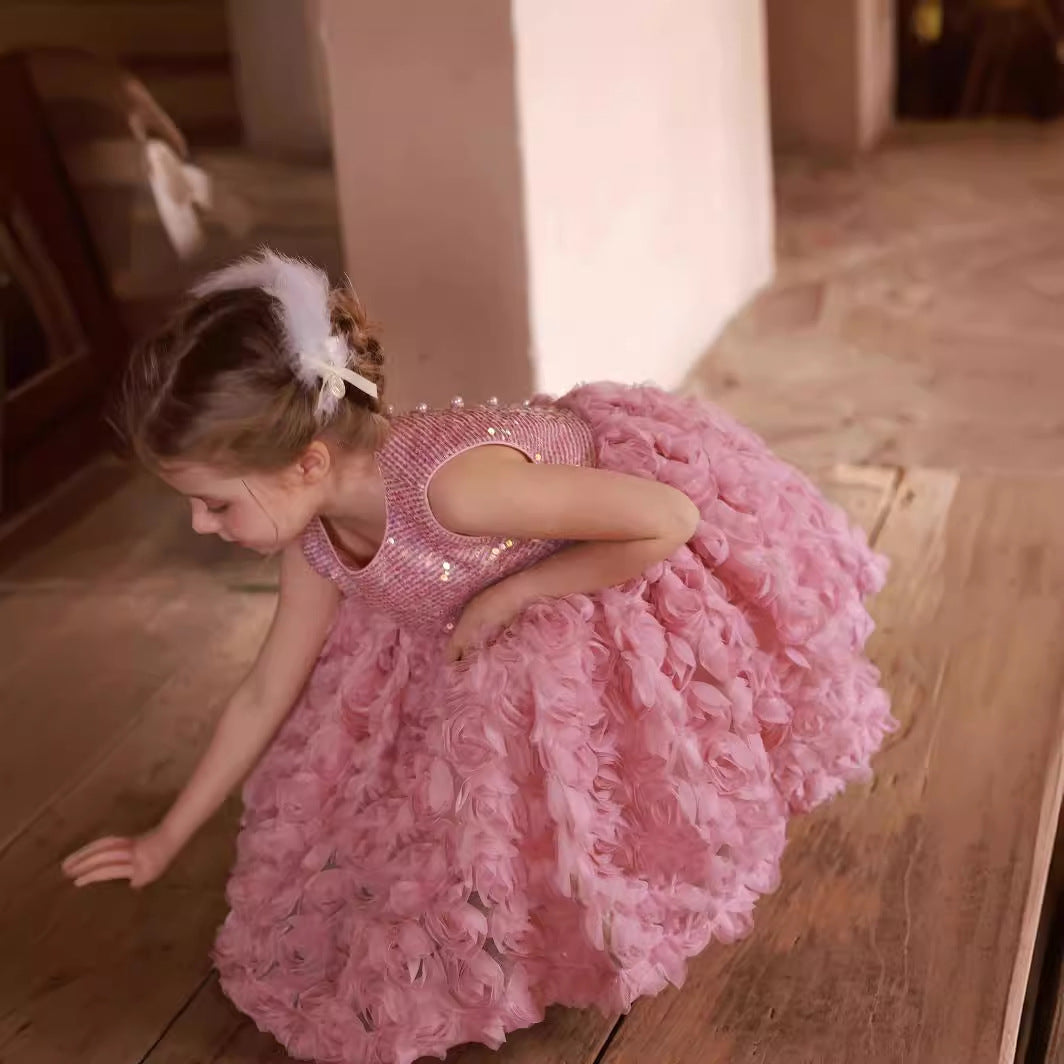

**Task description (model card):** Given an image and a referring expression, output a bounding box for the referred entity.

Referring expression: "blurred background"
[5,0,1064,516]
[0,0,340,516]
[7,0,1064,520]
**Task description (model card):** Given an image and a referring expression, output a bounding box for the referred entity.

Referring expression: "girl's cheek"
[223,513,246,540]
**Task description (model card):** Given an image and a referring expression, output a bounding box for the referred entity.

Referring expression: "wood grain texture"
[1008,713,1064,1064]
[689,125,1064,478]
[817,464,900,541]
[0,473,274,854]
[1047,975,1064,1064]
[0,593,272,1064]
[601,470,1064,1064]
[141,974,618,1064]
[142,975,292,1064]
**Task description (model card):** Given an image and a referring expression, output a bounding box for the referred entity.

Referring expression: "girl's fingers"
[62,836,130,874]
[63,840,133,878]
[74,861,135,888]
[64,838,132,870]
[70,844,134,875]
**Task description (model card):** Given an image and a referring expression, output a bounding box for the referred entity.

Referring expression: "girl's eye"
[206,502,229,515]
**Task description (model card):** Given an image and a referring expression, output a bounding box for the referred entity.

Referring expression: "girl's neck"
[318,448,386,536]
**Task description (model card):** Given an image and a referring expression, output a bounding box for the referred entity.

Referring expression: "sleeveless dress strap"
[302,402,595,628]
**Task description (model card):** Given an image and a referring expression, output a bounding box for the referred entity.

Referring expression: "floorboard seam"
[591,1015,626,1064]
[135,971,215,1064]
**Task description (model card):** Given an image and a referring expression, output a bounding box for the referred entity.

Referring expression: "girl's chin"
[241,540,288,557]
[224,530,293,555]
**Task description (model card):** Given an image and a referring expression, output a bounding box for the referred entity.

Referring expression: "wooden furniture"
[0,0,241,148]
[0,52,127,516]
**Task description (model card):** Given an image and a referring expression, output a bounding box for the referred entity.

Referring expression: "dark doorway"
[897,0,1064,119]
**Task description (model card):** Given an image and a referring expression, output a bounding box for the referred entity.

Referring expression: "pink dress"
[214,384,891,1064]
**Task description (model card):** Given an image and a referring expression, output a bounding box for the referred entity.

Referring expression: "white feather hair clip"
[191,249,379,420]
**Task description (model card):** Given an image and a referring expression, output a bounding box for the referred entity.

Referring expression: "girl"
[63,251,891,1064]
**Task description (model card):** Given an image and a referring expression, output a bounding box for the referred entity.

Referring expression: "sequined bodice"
[301,400,596,631]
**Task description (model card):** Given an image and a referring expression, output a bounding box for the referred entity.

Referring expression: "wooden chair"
[21,48,252,341]
[0,52,127,516]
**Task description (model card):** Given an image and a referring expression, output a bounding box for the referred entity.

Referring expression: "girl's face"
[160,459,322,555]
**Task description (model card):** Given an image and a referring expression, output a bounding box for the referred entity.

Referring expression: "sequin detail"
[301,402,596,630]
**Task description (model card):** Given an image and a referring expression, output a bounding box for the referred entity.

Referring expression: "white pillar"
[318,0,775,407]
[228,0,332,160]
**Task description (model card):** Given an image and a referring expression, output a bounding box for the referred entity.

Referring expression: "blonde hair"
[118,281,387,471]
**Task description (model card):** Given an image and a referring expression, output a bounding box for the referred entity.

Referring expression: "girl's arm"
[63,541,339,887]
[431,448,700,655]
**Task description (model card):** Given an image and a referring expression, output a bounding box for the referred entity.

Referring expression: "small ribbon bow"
[302,336,379,410]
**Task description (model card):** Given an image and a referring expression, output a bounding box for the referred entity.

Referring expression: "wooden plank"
[817,463,899,540]
[1010,732,1064,1063]
[139,466,898,1064]
[0,471,273,589]
[142,974,616,1064]
[0,583,245,852]
[0,457,129,569]
[0,475,275,853]
[141,976,288,1064]
[0,592,272,1064]
[1050,1020,1064,1063]
[1026,798,1064,1060]
[449,1009,617,1064]
[1047,959,1064,1063]
[601,470,1064,1064]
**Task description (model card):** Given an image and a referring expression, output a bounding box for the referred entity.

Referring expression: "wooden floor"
[5,124,1064,1064]
[691,124,1064,476]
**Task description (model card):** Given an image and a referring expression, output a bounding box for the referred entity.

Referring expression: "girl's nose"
[190,501,220,536]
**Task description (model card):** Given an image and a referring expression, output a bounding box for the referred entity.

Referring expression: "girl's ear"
[296,440,332,486]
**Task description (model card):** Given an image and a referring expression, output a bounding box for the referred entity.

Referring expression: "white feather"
[189,248,382,419]
[192,248,339,393]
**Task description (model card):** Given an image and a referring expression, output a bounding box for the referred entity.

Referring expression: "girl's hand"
[447,582,526,662]
[61,827,179,889]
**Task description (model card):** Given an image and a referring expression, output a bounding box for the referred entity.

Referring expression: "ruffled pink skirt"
[215,384,892,1064]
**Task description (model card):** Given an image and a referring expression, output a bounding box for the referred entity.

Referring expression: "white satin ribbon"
[302,354,379,403]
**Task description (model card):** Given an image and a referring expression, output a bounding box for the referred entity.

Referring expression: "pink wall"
[512,0,774,393]
[318,0,533,408]
[858,0,896,151]
[319,0,775,405]
[228,0,332,159]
